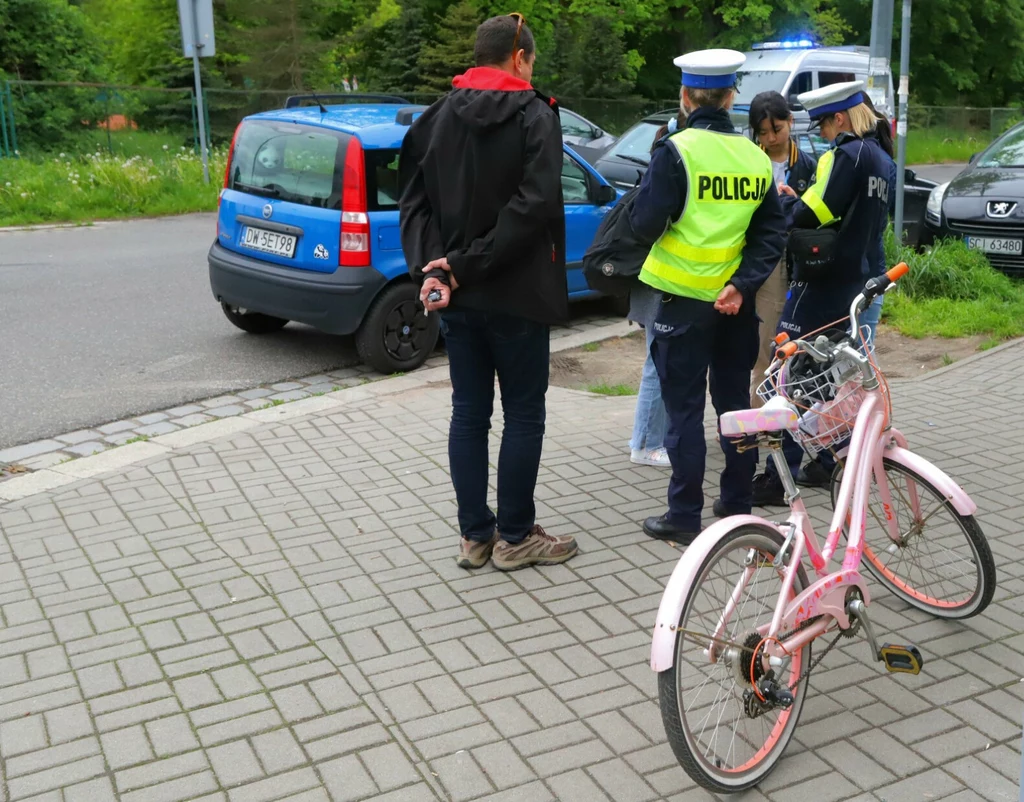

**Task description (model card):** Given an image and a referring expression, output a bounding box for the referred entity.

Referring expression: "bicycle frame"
[651,278,977,673]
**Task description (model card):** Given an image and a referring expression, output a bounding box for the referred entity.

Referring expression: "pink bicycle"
[650,263,996,793]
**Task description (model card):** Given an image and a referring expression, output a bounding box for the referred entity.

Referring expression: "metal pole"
[0,84,9,158]
[893,0,911,244]
[190,0,210,184]
[6,82,18,156]
[868,0,895,119]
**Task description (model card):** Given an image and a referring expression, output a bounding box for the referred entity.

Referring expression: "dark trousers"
[650,296,759,532]
[440,309,550,545]
[766,279,863,479]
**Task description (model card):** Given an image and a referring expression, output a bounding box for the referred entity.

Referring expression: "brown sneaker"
[456,534,498,569]
[491,525,578,571]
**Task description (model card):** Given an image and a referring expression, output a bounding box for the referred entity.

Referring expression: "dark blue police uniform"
[631,105,785,541]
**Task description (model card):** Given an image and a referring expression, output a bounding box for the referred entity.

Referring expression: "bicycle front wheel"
[658,524,811,794]
[831,458,995,619]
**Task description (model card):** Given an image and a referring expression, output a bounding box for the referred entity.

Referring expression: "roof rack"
[284,93,411,109]
[395,106,429,126]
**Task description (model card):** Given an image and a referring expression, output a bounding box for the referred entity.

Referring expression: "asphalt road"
[0,214,366,448]
[0,163,966,450]
[910,163,966,184]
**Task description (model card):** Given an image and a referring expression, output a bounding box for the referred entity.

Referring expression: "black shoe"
[712,498,749,519]
[643,514,699,546]
[796,460,832,489]
[751,473,786,507]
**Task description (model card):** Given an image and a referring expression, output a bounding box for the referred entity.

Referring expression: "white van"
[729,42,895,136]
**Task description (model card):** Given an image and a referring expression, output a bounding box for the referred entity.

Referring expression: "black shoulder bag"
[787,191,860,284]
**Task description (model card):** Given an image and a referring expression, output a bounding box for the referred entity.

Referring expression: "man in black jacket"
[398,14,577,572]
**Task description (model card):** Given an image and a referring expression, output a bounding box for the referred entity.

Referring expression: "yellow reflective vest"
[639,128,774,302]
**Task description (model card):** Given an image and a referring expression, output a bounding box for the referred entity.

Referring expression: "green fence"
[1,80,1021,159]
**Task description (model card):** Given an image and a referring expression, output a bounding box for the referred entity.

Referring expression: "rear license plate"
[965,235,1023,255]
[241,226,297,258]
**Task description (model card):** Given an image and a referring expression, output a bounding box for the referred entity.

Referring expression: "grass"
[581,342,602,352]
[586,383,636,396]
[259,399,287,409]
[883,229,1024,341]
[0,131,226,227]
[904,128,989,164]
[123,435,150,444]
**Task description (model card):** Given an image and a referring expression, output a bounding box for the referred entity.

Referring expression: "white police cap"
[797,80,867,119]
[672,49,745,89]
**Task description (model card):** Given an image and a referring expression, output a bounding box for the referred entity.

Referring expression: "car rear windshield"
[228,120,346,209]
[978,126,1024,168]
[608,121,661,164]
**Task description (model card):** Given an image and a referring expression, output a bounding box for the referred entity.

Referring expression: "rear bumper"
[208,241,388,336]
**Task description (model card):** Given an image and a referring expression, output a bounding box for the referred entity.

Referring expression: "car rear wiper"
[232,181,281,199]
[617,154,650,167]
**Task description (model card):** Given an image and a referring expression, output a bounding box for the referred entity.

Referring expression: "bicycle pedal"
[879,643,924,675]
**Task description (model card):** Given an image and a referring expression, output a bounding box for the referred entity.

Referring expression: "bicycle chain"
[788,625,845,694]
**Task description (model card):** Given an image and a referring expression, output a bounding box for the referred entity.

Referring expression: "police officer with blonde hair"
[752,80,894,506]
[631,49,785,544]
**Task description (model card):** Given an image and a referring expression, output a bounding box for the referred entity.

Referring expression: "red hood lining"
[452,67,532,92]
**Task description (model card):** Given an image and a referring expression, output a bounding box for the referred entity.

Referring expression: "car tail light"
[218,123,242,238]
[340,137,370,267]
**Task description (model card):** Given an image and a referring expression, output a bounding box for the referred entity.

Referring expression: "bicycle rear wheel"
[658,524,811,794]
[831,458,995,619]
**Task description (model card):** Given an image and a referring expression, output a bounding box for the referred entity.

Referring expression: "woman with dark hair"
[746,91,816,408]
[627,109,686,467]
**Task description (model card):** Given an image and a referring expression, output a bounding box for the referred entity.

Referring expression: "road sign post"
[894,0,912,244]
[178,0,215,184]
[867,0,895,118]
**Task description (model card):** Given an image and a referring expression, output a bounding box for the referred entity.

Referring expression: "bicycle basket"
[755,319,890,456]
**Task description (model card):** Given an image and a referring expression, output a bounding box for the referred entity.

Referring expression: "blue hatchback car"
[208,94,621,374]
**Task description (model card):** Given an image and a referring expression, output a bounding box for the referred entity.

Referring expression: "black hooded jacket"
[398,67,568,324]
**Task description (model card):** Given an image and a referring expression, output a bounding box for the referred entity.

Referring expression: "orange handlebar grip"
[773,333,790,345]
[776,342,798,360]
[887,261,910,281]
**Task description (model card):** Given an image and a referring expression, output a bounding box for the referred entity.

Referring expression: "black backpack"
[582,186,651,298]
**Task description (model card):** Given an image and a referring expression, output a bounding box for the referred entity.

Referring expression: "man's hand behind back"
[420,257,460,312]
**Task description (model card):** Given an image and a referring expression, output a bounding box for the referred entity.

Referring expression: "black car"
[924,121,1024,276]
[585,110,937,248]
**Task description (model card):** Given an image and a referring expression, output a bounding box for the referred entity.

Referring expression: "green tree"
[0,0,107,149]
[417,0,481,93]
[349,0,427,94]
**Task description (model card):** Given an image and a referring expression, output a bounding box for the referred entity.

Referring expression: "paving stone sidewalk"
[0,312,629,481]
[0,340,1021,802]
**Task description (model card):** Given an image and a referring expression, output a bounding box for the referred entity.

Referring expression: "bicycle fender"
[884,446,977,517]
[651,515,782,673]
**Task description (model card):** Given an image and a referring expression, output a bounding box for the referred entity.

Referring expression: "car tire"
[221,303,289,334]
[355,282,440,374]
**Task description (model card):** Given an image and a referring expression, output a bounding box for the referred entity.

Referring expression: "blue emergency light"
[751,40,816,51]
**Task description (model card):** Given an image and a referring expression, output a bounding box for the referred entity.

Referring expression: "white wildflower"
[20,192,28,198]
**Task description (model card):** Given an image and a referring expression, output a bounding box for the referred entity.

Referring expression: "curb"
[0,222,96,234]
[0,319,637,504]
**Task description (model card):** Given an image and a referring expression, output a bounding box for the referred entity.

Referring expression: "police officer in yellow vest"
[630,49,786,544]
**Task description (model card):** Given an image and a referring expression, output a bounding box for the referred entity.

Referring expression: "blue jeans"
[629,326,667,452]
[440,309,549,545]
[860,295,884,349]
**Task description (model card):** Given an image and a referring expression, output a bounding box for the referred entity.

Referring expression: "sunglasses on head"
[508,12,525,56]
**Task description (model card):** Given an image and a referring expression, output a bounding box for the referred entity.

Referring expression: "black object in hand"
[423,266,450,305]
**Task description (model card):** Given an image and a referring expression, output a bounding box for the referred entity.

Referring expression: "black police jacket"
[786,132,892,282]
